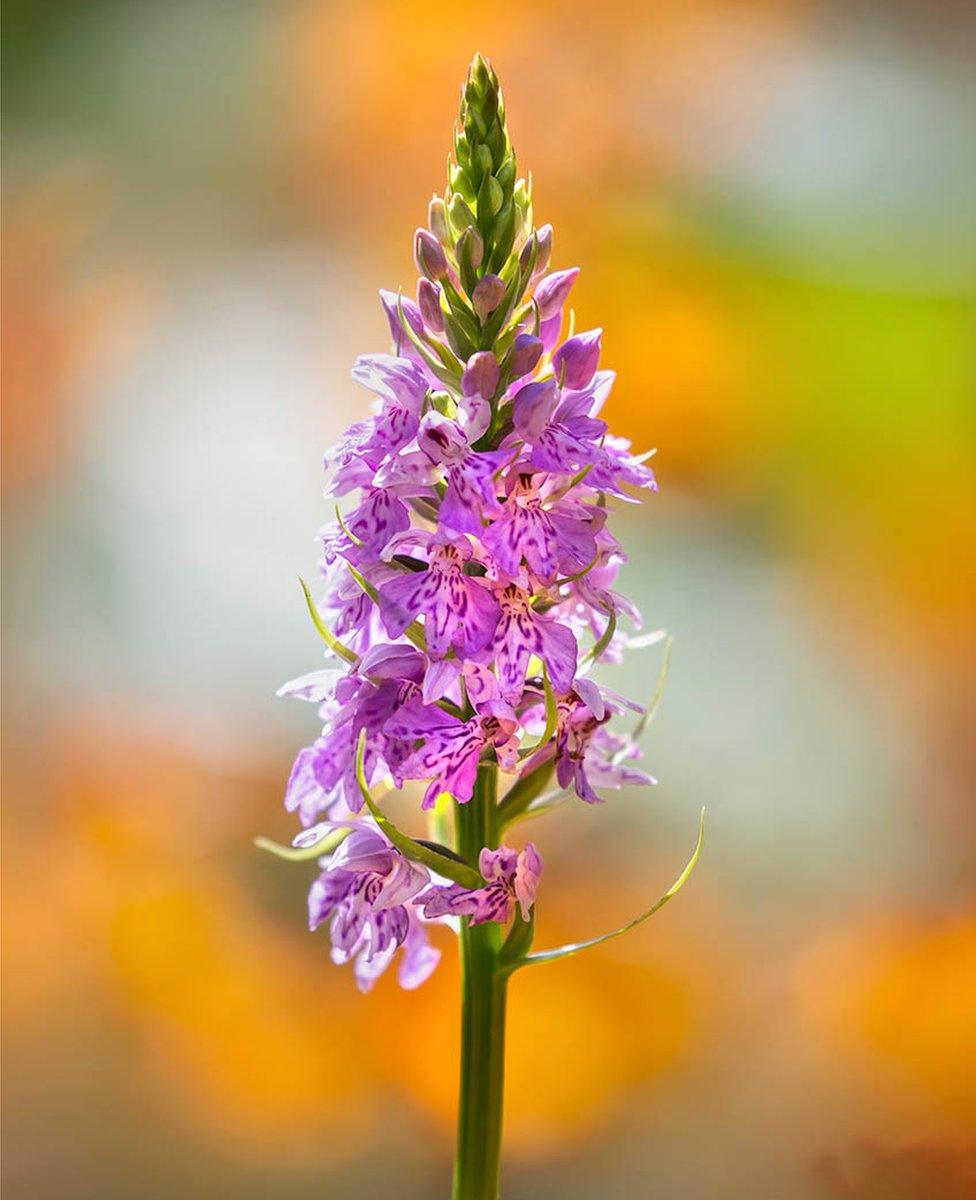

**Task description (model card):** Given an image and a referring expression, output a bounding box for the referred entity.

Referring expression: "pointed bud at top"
[534,267,579,320]
[471,273,505,320]
[508,333,543,381]
[417,278,445,333]
[414,229,449,281]
[462,350,500,400]
[552,328,602,390]
[428,196,450,246]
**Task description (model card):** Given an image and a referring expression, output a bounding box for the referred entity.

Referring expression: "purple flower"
[278,63,665,994]
[552,328,602,390]
[414,228,449,281]
[377,536,500,657]
[379,289,430,363]
[350,353,430,457]
[487,583,578,701]
[533,268,579,320]
[323,487,410,564]
[419,843,542,925]
[462,350,500,401]
[417,278,445,333]
[482,474,606,583]
[284,725,363,825]
[512,378,608,473]
[543,679,654,804]
[308,822,441,991]
[387,695,519,808]
[418,411,510,535]
[507,333,543,382]
[471,274,506,320]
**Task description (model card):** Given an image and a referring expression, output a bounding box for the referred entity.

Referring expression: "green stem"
[453,762,507,1200]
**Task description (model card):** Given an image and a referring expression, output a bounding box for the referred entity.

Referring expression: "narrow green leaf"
[335,505,363,547]
[253,826,351,862]
[505,784,571,827]
[628,635,672,747]
[513,808,705,970]
[344,563,427,651]
[354,731,483,889]
[396,293,462,386]
[498,756,555,824]
[299,577,359,665]
[583,606,617,665]
[498,906,535,968]
[517,666,558,758]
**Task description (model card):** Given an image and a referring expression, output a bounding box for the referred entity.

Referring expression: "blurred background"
[3,2,975,1197]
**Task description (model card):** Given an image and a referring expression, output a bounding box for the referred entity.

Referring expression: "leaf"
[334,505,363,547]
[511,808,705,971]
[299,578,358,665]
[627,635,672,749]
[354,730,483,889]
[517,666,558,758]
[395,293,462,387]
[253,826,351,863]
[627,628,668,650]
[345,562,428,652]
[498,755,556,824]
[498,906,535,968]
[582,605,617,665]
[506,784,572,826]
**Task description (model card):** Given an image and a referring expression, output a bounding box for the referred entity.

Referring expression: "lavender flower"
[264,55,703,1200]
[420,844,543,925]
[274,50,665,982]
[307,821,440,992]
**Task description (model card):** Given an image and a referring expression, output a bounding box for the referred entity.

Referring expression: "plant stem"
[453,763,507,1200]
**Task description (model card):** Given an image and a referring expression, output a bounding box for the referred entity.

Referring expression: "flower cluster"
[278,55,657,991]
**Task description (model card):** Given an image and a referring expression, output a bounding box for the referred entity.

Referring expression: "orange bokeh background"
[3,2,974,1197]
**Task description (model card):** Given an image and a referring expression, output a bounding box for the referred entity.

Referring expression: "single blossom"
[417,411,511,535]
[308,822,441,991]
[377,536,500,658]
[387,695,519,808]
[482,474,607,583]
[420,843,543,925]
[512,378,608,473]
[487,582,578,701]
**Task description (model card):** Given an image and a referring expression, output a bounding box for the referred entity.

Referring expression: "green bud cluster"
[410,55,553,379]
[448,53,530,276]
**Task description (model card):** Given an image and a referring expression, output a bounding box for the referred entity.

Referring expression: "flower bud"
[462,350,500,400]
[428,196,450,246]
[448,193,477,236]
[508,333,543,381]
[552,328,602,390]
[471,273,505,321]
[456,225,484,271]
[534,267,579,320]
[531,224,553,281]
[512,379,558,440]
[428,389,454,416]
[417,278,445,333]
[414,228,449,281]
